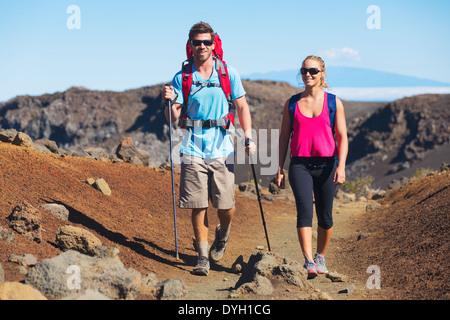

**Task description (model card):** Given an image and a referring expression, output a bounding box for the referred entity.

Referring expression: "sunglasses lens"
[301,68,320,75]
[192,40,213,46]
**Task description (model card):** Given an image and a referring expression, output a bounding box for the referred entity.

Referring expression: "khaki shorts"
[179,154,235,210]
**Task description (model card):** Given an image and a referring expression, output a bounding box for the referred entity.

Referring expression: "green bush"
[342,176,373,196]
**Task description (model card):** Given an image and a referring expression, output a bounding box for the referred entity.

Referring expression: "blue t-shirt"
[172,62,246,159]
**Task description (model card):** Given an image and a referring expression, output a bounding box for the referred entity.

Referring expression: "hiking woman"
[276,55,348,278]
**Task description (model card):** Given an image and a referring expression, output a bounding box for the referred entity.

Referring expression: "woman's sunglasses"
[190,39,214,47]
[300,68,322,76]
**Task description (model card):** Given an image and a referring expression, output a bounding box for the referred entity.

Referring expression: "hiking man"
[162,22,255,276]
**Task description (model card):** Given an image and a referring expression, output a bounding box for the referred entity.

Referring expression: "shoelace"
[196,256,209,267]
[315,254,325,266]
[215,240,227,251]
[305,259,316,268]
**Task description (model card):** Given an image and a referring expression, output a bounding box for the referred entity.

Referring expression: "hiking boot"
[192,256,210,276]
[304,259,318,279]
[314,253,329,274]
[209,225,228,262]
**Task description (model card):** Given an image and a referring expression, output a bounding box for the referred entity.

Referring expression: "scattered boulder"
[268,178,280,195]
[130,271,160,298]
[40,203,70,221]
[8,253,38,267]
[0,226,15,244]
[34,139,61,154]
[231,252,310,297]
[338,285,356,294]
[234,274,273,296]
[55,225,102,256]
[84,178,96,185]
[326,271,349,282]
[12,132,33,148]
[61,289,111,300]
[25,250,139,300]
[0,129,18,143]
[156,279,187,300]
[8,201,42,243]
[357,232,371,241]
[84,147,110,160]
[116,137,150,166]
[93,245,120,260]
[0,282,48,300]
[31,142,51,154]
[93,178,112,196]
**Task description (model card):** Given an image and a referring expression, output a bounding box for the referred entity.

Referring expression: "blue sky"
[1,0,449,102]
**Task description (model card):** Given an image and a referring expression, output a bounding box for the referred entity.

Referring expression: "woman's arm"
[333,97,348,185]
[277,99,292,188]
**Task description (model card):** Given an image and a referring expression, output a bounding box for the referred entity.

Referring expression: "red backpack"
[179,34,235,132]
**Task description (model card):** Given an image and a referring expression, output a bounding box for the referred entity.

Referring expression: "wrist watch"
[245,138,253,146]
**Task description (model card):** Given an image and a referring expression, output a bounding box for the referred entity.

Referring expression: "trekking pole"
[250,161,271,252]
[166,86,179,260]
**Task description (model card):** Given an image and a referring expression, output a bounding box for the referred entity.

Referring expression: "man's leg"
[180,154,211,276]
[192,208,210,275]
[217,206,235,242]
[209,206,234,262]
[209,156,235,262]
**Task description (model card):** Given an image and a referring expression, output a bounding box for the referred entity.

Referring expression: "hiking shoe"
[192,256,210,276]
[209,225,228,262]
[304,259,318,279]
[314,253,329,274]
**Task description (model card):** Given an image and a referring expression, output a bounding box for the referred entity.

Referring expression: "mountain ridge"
[244,66,450,88]
[1,80,448,188]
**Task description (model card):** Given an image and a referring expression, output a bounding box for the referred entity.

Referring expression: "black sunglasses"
[300,68,322,75]
[190,39,214,47]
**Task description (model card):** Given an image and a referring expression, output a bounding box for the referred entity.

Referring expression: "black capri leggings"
[288,156,337,229]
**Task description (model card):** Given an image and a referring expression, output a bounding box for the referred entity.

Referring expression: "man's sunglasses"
[190,39,214,47]
[300,68,322,76]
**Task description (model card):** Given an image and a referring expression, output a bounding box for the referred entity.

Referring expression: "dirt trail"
[177,195,377,300]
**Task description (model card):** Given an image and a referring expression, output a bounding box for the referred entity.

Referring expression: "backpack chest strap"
[190,81,221,96]
[179,117,229,128]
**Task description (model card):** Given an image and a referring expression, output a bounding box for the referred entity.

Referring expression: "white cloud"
[327,87,450,102]
[320,47,361,62]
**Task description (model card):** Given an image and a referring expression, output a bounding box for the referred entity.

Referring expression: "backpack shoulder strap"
[181,57,194,110]
[214,57,233,110]
[289,93,302,132]
[326,92,337,133]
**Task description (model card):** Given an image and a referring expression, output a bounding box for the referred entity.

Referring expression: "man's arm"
[162,85,183,123]
[234,95,256,154]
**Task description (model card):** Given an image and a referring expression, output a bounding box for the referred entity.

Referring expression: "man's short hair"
[189,22,215,41]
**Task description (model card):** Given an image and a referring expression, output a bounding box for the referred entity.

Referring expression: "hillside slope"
[0,140,448,300]
[339,167,449,299]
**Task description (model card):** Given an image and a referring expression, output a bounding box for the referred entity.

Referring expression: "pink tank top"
[290,92,338,157]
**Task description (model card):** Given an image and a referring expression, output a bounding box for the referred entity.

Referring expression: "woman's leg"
[289,159,314,261]
[297,227,313,261]
[317,226,333,255]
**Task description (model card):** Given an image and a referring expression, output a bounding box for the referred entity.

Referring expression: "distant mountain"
[244,67,450,88]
